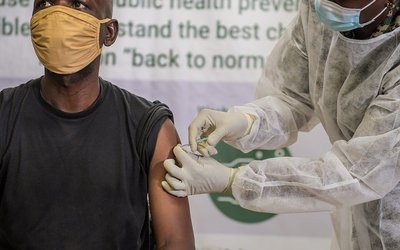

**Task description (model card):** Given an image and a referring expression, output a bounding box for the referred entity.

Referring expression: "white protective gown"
[229,0,400,249]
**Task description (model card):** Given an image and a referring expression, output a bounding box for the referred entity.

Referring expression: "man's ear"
[103,19,119,47]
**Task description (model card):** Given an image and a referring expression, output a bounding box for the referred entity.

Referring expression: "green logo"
[210,141,291,223]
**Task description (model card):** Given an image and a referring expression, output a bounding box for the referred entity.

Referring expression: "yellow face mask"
[30,6,111,75]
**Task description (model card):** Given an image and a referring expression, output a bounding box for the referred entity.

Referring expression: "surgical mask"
[314,0,387,32]
[30,5,110,74]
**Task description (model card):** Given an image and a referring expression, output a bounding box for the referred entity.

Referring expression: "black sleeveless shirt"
[0,78,172,250]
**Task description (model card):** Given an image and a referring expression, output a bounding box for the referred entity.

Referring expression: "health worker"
[162,0,400,249]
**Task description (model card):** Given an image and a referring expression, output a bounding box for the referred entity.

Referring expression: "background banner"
[1,1,333,249]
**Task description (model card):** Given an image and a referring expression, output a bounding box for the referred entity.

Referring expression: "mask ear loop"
[97,18,112,50]
[360,0,379,11]
[360,0,391,27]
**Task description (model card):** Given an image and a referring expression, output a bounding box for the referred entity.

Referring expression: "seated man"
[0,0,194,249]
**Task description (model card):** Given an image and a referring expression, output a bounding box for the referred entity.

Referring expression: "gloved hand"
[162,145,239,197]
[188,109,253,156]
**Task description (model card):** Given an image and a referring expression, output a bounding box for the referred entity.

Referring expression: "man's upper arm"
[147,119,195,249]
